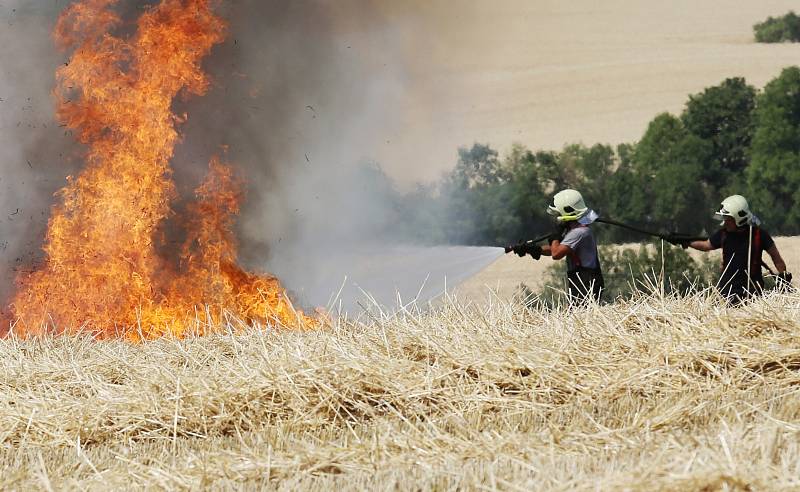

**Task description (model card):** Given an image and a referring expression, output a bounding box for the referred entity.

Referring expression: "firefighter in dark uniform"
[677,195,791,304]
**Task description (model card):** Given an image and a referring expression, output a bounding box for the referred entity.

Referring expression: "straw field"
[2,288,800,490]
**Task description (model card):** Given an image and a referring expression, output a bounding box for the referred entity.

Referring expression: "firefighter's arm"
[688,239,714,252]
[766,245,787,273]
[547,240,572,260]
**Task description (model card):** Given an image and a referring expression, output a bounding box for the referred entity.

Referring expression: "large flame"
[10,0,315,339]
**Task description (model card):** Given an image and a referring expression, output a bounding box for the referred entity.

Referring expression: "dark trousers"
[718,278,764,306]
[567,269,604,304]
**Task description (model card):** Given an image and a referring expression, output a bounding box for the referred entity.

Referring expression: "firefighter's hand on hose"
[776,271,793,289]
[664,233,691,249]
[511,243,542,260]
[506,242,526,257]
[526,243,543,260]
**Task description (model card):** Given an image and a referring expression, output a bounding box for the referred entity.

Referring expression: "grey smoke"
[0,1,494,314]
[0,2,80,304]
[178,0,490,312]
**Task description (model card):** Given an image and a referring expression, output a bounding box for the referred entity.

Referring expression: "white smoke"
[0,0,489,314]
[176,1,484,311]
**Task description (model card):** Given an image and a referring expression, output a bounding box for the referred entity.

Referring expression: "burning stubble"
[9,0,315,338]
[1,0,490,327]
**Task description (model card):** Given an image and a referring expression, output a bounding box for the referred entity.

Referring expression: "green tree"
[440,143,516,245]
[502,144,550,240]
[452,143,504,187]
[395,183,447,244]
[600,143,649,241]
[633,113,713,234]
[754,11,800,43]
[681,77,756,190]
[560,143,616,208]
[747,66,800,232]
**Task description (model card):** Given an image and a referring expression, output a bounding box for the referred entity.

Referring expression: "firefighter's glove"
[512,243,542,260]
[526,243,543,260]
[776,271,793,289]
[664,233,691,249]
[511,244,527,257]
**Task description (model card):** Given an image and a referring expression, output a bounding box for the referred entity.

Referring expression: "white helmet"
[547,189,588,222]
[714,194,752,227]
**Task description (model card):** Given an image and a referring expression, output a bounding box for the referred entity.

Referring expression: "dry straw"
[1,287,800,490]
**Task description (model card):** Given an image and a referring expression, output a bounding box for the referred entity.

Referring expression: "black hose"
[594,217,665,239]
[595,217,707,242]
[504,233,552,253]
[598,217,778,275]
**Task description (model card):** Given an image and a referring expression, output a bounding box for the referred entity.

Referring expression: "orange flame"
[10,0,316,339]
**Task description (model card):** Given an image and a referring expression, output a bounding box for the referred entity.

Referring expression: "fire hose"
[596,218,783,280]
[593,217,707,244]
[504,217,706,254]
[504,216,790,289]
[504,233,553,254]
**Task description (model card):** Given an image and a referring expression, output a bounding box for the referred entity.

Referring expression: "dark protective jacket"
[709,226,775,302]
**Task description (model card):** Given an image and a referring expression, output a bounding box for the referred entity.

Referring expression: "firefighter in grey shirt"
[541,189,604,303]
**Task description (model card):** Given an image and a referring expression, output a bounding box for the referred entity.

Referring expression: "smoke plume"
[0,1,481,313]
[0,2,81,303]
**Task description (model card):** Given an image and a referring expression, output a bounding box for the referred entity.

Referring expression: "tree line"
[754,11,800,43]
[362,67,800,247]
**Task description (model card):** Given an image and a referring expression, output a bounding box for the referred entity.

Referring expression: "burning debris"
[10,0,315,339]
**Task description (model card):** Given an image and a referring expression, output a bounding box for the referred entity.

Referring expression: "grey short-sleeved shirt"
[560,226,599,271]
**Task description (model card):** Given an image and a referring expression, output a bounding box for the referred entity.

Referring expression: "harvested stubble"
[2,290,800,490]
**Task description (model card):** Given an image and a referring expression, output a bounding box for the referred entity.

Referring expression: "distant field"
[2,292,800,489]
[457,236,800,302]
[377,0,800,182]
